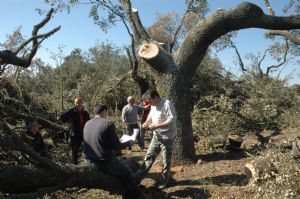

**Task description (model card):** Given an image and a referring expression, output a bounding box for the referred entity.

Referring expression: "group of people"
[23,88,177,199]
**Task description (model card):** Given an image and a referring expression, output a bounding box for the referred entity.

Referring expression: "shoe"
[140,147,144,152]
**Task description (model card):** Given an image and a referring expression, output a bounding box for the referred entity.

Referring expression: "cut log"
[0,122,137,194]
[138,42,175,73]
[244,158,277,184]
[0,162,124,194]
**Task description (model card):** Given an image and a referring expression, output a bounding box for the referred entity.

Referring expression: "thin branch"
[266,39,289,76]
[263,0,275,16]
[267,30,300,45]
[263,0,300,45]
[257,47,270,78]
[228,39,247,72]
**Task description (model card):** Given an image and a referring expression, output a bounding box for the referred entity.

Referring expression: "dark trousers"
[70,135,83,163]
[86,157,142,198]
[127,123,144,149]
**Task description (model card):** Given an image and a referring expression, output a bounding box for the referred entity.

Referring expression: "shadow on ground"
[176,173,249,187]
[197,150,248,162]
[168,187,211,199]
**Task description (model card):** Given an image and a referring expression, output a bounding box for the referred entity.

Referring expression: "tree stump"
[227,135,243,151]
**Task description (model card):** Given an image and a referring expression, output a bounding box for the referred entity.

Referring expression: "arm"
[107,122,131,150]
[59,109,71,123]
[121,106,128,124]
[85,110,90,121]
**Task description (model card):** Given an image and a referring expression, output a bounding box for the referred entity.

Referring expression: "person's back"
[84,116,117,161]
[83,104,143,199]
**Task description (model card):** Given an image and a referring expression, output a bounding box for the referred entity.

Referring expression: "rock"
[197,159,204,164]
[244,158,277,184]
[291,137,300,159]
[269,128,300,148]
[241,133,261,154]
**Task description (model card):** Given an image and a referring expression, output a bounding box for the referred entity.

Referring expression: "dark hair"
[144,89,160,99]
[93,104,108,114]
[27,120,41,131]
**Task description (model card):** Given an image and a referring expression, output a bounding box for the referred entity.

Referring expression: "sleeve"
[121,106,127,123]
[59,109,71,123]
[85,111,90,121]
[145,108,153,124]
[164,101,176,126]
[107,122,130,150]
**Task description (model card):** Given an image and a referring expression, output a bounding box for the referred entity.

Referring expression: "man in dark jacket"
[83,104,143,199]
[60,97,90,164]
[21,121,51,159]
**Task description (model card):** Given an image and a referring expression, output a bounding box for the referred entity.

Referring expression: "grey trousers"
[141,135,174,183]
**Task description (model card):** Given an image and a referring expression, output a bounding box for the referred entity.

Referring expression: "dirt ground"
[37,137,256,199]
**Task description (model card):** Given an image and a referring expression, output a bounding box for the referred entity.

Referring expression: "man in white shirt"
[139,89,176,189]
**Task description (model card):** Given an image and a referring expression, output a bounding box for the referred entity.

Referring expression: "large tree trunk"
[0,122,137,194]
[167,73,196,163]
[127,1,300,165]
[139,43,197,163]
[0,163,125,194]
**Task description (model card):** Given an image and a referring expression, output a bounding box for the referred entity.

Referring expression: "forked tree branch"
[266,39,289,76]
[263,0,300,45]
[0,8,60,68]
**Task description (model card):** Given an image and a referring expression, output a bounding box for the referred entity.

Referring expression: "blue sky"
[1,0,299,84]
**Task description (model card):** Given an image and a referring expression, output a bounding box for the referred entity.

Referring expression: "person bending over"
[83,104,143,199]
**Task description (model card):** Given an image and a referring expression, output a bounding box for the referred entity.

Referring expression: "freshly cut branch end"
[138,43,159,59]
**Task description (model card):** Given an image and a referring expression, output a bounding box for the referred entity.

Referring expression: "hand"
[149,123,158,130]
[142,122,149,129]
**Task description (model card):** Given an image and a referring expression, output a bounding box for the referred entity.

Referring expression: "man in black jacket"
[83,104,143,199]
[60,98,90,164]
[21,121,51,159]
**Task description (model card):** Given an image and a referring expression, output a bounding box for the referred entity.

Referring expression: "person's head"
[27,121,42,134]
[143,89,161,106]
[74,98,83,110]
[127,96,135,105]
[93,104,108,118]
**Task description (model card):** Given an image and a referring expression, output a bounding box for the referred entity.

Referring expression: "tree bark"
[0,163,126,194]
[0,122,137,194]
[134,2,300,164]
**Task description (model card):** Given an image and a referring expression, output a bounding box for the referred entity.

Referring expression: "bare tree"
[0,8,60,76]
